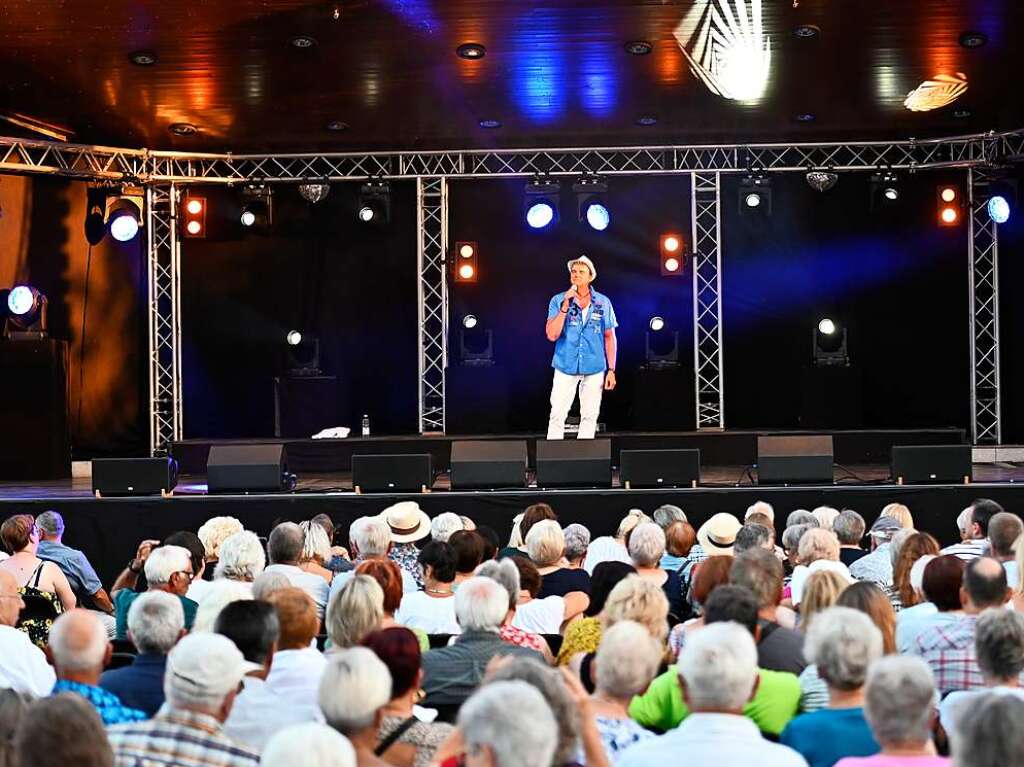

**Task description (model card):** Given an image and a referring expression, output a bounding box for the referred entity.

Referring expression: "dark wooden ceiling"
[0,0,1019,152]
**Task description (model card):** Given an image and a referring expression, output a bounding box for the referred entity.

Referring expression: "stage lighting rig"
[106,186,144,242]
[524,178,560,230]
[937,185,962,226]
[3,285,48,338]
[182,195,207,238]
[284,331,321,376]
[739,174,772,215]
[240,184,272,228]
[870,171,900,209]
[574,176,610,231]
[459,322,494,366]
[358,180,391,224]
[453,241,478,283]
[660,233,686,276]
[814,317,848,367]
[645,317,679,369]
[985,178,1017,225]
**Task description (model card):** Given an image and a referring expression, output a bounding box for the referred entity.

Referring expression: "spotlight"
[739,176,772,215]
[459,325,494,366]
[285,334,321,376]
[814,318,848,367]
[649,316,665,332]
[937,185,961,227]
[524,179,560,230]
[574,177,610,231]
[7,286,36,317]
[818,318,836,335]
[660,233,686,276]
[462,315,478,329]
[240,184,272,229]
[358,180,391,225]
[958,31,988,49]
[3,285,47,338]
[645,321,679,369]
[456,43,486,59]
[870,172,900,209]
[286,330,302,346]
[182,194,206,238]
[105,186,144,242]
[940,187,957,203]
[988,196,1010,224]
[453,241,478,283]
[624,40,653,55]
[169,122,197,136]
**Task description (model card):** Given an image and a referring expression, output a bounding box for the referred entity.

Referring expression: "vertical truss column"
[416,177,448,433]
[691,172,725,429]
[968,167,1001,444]
[146,184,183,455]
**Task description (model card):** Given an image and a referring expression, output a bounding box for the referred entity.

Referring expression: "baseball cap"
[868,516,902,539]
[165,633,260,701]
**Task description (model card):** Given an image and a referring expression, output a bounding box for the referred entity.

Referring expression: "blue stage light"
[109,210,140,242]
[988,195,1010,224]
[526,201,555,229]
[7,285,35,316]
[585,202,610,231]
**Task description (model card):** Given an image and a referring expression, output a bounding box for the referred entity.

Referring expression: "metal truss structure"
[0,128,1019,444]
[145,185,183,454]
[416,177,448,434]
[691,172,725,429]
[968,167,1002,444]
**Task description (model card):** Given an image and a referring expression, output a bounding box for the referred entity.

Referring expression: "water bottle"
[361,414,370,437]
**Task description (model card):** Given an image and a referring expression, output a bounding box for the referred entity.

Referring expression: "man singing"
[545,256,618,440]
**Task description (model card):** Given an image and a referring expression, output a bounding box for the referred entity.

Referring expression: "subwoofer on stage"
[352,454,433,493]
[620,449,701,489]
[207,444,290,494]
[92,457,178,497]
[757,435,834,485]
[450,440,527,489]
[536,439,611,488]
[891,445,973,485]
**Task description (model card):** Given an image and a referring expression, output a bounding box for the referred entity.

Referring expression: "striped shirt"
[107,705,259,767]
[940,540,988,561]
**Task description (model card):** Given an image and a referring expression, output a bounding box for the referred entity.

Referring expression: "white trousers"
[547,369,604,440]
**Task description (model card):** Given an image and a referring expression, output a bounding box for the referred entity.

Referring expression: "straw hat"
[378,501,432,544]
[567,255,597,281]
[696,513,742,555]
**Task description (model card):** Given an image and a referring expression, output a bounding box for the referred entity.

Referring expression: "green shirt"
[629,665,801,735]
[114,589,198,640]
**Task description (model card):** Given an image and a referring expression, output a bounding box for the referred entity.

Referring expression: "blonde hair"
[601,574,669,642]
[326,575,384,649]
[299,520,332,565]
[880,503,914,530]
[798,528,841,564]
[615,509,651,540]
[812,507,840,531]
[526,520,565,567]
[800,570,849,632]
[196,516,244,560]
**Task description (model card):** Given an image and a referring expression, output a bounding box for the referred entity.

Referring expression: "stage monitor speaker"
[92,457,178,497]
[207,444,289,494]
[352,454,432,493]
[757,435,834,485]
[450,440,527,489]
[536,439,611,488]
[892,445,972,484]
[620,449,700,489]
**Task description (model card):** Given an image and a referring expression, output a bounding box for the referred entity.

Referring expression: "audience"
[48,609,146,725]
[734,523,773,555]
[563,523,591,569]
[952,692,1024,767]
[0,689,30,767]
[100,590,184,716]
[781,607,884,767]
[0,569,55,695]
[16,694,114,767]
[332,517,417,603]
[311,513,353,575]
[662,520,697,572]
[261,723,356,767]
[850,516,903,587]
[835,510,869,566]
[112,543,198,642]
[264,587,326,709]
[35,511,113,631]
[192,579,253,633]
[898,555,966,654]
[379,502,432,589]
[627,522,684,617]
[731,549,805,673]
[213,530,266,593]
[987,512,1023,586]
[449,530,486,588]
[263,523,330,618]
[583,509,647,573]
[455,681,558,767]
[790,528,851,606]
[318,647,394,767]
[298,520,336,585]
[357,558,429,648]
[395,541,460,634]
[813,506,841,530]
[880,503,915,531]
[694,512,742,558]
[107,632,260,766]
[942,499,1001,561]
[430,512,464,544]
[327,575,384,649]
[668,554,733,656]
[838,582,898,655]
[362,627,454,767]
[510,555,588,635]
[193,516,244,601]
[476,526,500,563]
[529,521,591,598]
[476,558,549,656]
[891,532,941,612]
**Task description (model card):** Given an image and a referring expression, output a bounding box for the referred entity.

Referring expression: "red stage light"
[182,195,206,238]
[660,233,685,276]
[459,264,475,280]
[941,207,959,225]
[937,186,962,227]
[940,187,957,203]
[185,198,204,215]
[664,257,680,273]
[454,240,478,283]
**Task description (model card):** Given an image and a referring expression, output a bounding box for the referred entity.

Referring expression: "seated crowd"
[0,498,1023,766]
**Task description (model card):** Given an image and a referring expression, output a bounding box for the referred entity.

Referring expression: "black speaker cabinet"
[207,444,288,494]
[92,457,178,497]
[274,376,339,438]
[620,449,701,489]
[757,435,834,485]
[892,445,972,484]
[450,440,527,489]
[352,454,433,493]
[535,439,611,488]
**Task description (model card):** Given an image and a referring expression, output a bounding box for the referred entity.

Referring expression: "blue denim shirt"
[547,289,618,375]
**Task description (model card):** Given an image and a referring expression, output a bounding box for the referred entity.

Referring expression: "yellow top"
[556,616,602,666]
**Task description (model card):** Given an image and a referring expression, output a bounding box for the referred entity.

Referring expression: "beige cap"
[378,501,432,543]
[567,255,596,281]
[696,513,742,555]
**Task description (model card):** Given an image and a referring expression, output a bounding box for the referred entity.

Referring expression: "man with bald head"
[0,569,55,695]
[916,556,1015,696]
[48,609,147,725]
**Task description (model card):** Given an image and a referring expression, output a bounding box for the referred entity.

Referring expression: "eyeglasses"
[172,570,195,583]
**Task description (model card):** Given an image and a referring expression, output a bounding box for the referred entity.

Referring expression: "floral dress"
[17,562,63,650]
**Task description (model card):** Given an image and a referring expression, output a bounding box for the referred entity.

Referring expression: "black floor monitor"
[620,448,700,488]
[891,445,972,484]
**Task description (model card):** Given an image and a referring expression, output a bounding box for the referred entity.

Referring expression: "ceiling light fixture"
[958,31,988,49]
[456,43,486,59]
[478,119,502,129]
[635,115,658,126]
[624,40,653,55]
[129,50,158,66]
[169,122,197,136]
[904,73,968,112]
[290,35,318,49]
[326,120,349,132]
[793,24,820,39]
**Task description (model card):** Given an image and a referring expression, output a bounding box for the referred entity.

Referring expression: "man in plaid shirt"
[915,556,1012,696]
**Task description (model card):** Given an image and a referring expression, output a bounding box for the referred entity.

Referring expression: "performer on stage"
[545,255,618,440]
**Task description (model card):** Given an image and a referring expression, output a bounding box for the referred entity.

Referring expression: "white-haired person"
[191,579,253,633]
[788,528,851,606]
[99,591,185,717]
[619,622,806,767]
[747,501,775,524]
[448,681,559,767]
[833,656,943,767]
[112,544,198,640]
[583,509,649,574]
[420,576,539,709]
[213,530,266,593]
[812,507,840,531]
[262,723,356,767]
[332,517,417,605]
[263,522,330,618]
[107,632,261,766]
[475,559,550,657]
[835,510,869,567]
[952,693,1024,767]
[48,609,147,725]
[0,570,55,697]
[529,520,591,598]
[430,512,464,543]
[191,516,244,602]
[588,620,662,758]
[628,522,685,617]
[563,523,591,569]
[298,520,335,585]
[319,647,394,767]
[326,575,384,650]
[781,607,884,767]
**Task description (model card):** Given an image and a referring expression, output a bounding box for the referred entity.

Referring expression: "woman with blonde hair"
[789,528,851,606]
[326,574,384,650]
[797,569,852,712]
[296,520,334,585]
[528,520,591,598]
[879,503,914,530]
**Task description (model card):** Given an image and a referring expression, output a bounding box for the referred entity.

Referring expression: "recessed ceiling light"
[169,123,197,136]
[456,43,486,60]
[959,31,988,48]
[793,24,820,39]
[635,115,658,126]
[129,50,157,66]
[624,40,653,55]
[953,108,972,118]
[290,35,318,49]
[478,119,502,129]
[795,113,816,122]
[326,120,349,132]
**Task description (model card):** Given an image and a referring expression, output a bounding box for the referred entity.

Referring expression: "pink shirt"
[835,756,949,767]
